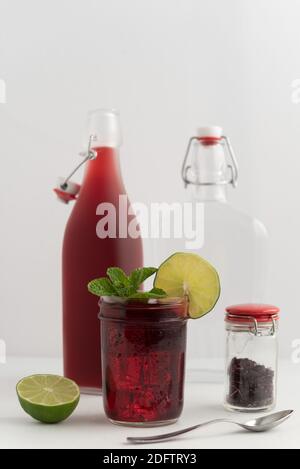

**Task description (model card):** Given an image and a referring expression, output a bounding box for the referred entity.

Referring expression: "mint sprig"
[129,267,157,290]
[87,267,167,299]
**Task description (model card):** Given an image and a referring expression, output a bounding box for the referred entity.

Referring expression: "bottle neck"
[83,109,122,183]
[189,184,227,203]
[84,146,121,179]
[187,140,229,202]
[79,146,125,198]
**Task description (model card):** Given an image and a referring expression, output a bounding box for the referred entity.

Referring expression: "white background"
[0,0,300,359]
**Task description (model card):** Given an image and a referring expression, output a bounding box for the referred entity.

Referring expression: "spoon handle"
[127,418,234,444]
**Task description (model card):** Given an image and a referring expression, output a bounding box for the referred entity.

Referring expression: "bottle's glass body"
[62,110,143,394]
[148,130,269,382]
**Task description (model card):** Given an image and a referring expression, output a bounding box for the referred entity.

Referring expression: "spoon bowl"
[240,409,294,432]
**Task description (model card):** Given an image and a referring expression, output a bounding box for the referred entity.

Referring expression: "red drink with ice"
[99,298,187,426]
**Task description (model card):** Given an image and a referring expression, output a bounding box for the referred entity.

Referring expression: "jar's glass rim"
[100,295,186,307]
[225,320,278,327]
[225,321,278,336]
[225,313,279,324]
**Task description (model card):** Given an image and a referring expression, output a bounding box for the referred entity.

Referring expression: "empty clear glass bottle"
[153,126,269,382]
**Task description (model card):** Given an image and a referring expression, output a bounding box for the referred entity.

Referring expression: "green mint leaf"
[106,267,136,296]
[107,267,130,287]
[148,287,167,297]
[129,287,167,299]
[129,267,157,290]
[87,278,118,297]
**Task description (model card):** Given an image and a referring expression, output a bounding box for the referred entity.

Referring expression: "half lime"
[16,374,80,423]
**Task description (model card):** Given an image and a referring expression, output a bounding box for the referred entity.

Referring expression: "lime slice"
[154,252,220,319]
[16,374,80,423]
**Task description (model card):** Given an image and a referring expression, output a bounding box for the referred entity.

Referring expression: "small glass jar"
[224,304,280,412]
[99,297,188,426]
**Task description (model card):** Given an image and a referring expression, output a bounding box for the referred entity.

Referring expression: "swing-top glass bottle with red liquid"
[55,109,143,394]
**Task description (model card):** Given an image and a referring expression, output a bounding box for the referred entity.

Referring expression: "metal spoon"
[127,409,294,444]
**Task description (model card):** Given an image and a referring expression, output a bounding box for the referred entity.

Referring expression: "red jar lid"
[225,303,280,323]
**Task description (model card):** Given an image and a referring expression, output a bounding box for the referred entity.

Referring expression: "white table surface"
[0,357,299,449]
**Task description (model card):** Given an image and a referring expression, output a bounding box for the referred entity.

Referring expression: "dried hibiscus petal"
[227,357,274,408]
